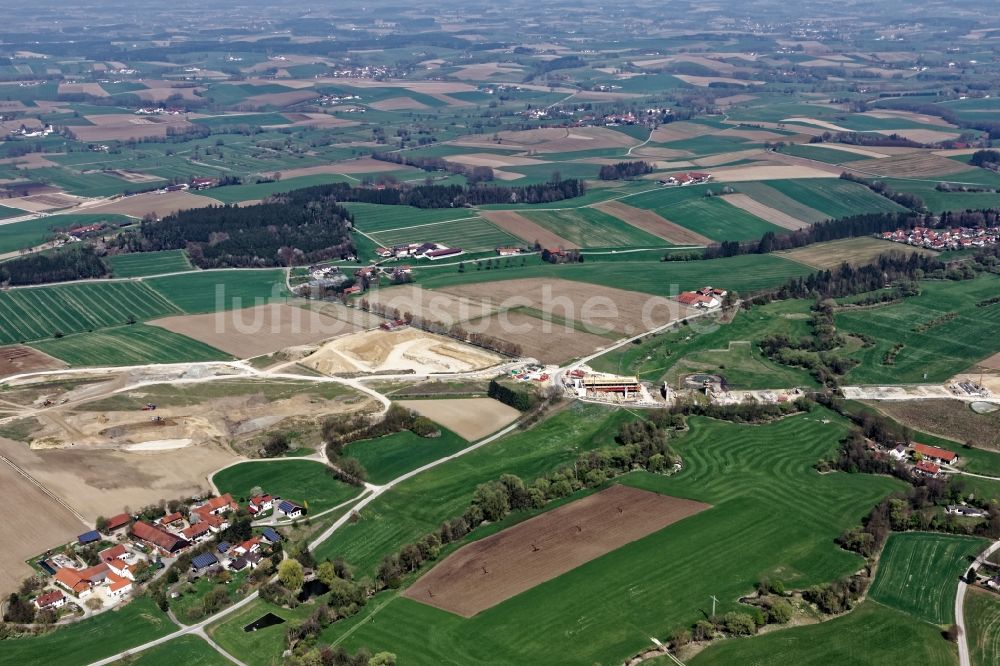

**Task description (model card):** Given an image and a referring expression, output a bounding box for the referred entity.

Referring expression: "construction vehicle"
[141,403,157,411]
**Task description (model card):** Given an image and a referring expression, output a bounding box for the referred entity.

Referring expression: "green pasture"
[213,459,360,513]
[368,217,521,253]
[31,324,230,366]
[344,428,469,485]
[965,587,1000,666]
[837,274,1000,384]
[0,281,178,345]
[522,208,666,247]
[107,250,193,278]
[144,269,288,314]
[764,179,907,219]
[868,532,986,625]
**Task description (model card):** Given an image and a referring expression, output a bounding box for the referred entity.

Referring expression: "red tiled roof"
[916,460,941,475]
[54,568,90,594]
[159,512,183,525]
[107,572,132,592]
[182,521,213,539]
[913,443,957,463]
[35,589,64,607]
[105,513,131,530]
[99,544,127,562]
[132,521,188,553]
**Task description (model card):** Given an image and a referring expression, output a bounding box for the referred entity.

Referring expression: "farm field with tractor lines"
[30,323,231,366]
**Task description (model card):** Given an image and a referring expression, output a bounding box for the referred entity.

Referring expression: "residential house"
[34,589,66,610]
[888,444,907,461]
[54,568,92,597]
[106,559,137,581]
[912,443,959,465]
[277,500,304,519]
[248,495,273,515]
[915,460,941,477]
[676,292,720,309]
[106,572,132,600]
[191,494,237,525]
[132,521,189,555]
[261,527,282,544]
[233,536,262,557]
[158,512,184,528]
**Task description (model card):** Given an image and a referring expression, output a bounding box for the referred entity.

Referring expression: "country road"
[955,538,1000,666]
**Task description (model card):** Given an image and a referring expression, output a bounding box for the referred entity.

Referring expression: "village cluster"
[28,492,304,617]
[883,441,961,479]
[880,225,1000,251]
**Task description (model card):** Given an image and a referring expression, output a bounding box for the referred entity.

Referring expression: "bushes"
[487,379,539,411]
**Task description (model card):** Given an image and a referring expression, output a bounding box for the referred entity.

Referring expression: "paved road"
[955,538,1000,666]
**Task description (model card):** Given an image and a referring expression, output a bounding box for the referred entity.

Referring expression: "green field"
[878,178,1000,214]
[368,216,522,253]
[0,213,129,254]
[344,428,469,485]
[346,203,478,233]
[318,409,902,664]
[417,253,812,298]
[521,207,666,247]
[689,601,957,666]
[763,179,907,219]
[31,324,231,366]
[733,181,832,224]
[144,269,288,314]
[624,186,784,241]
[590,298,817,385]
[837,274,1000,384]
[212,459,361,513]
[0,597,175,666]
[0,204,21,219]
[107,250,193,278]
[868,532,986,625]
[0,281,179,345]
[129,635,227,666]
[206,597,318,666]
[965,587,1000,666]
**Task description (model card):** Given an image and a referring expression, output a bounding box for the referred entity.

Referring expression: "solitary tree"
[278,559,304,592]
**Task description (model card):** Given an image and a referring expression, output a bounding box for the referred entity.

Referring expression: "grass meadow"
[868,532,986,625]
[144,269,289,314]
[31,324,230,366]
[368,216,522,253]
[0,597,175,666]
[965,587,1000,666]
[762,179,906,219]
[522,208,666,247]
[213,459,361,513]
[107,250,193,278]
[688,602,956,666]
[837,274,1000,384]
[128,635,227,666]
[416,253,811,297]
[344,428,469,485]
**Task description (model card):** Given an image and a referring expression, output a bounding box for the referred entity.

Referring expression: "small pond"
[244,612,285,632]
[297,579,330,603]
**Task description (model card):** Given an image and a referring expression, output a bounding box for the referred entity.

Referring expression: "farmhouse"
[54,568,92,597]
[915,460,941,477]
[889,444,907,461]
[912,443,958,465]
[496,247,522,256]
[158,512,184,528]
[34,589,65,610]
[189,177,217,190]
[946,505,988,518]
[660,172,712,187]
[181,521,214,543]
[131,521,189,555]
[191,493,238,523]
[99,543,133,564]
[106,572,132,600]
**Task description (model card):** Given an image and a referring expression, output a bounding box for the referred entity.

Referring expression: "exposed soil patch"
[479,210,576,249]
[0,345,67,379]
[396,398,520,440]
[405,485,710,617]
[594,200,713,245]
[151,304,360,357]
[722,193,809,230]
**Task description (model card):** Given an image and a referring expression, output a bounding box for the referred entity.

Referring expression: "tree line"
[0,245,107,286]
[269,178,587,208]
[598,161,654,180]
[112,196,356,269]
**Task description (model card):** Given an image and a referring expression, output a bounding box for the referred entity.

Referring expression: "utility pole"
[710,595,719,617]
